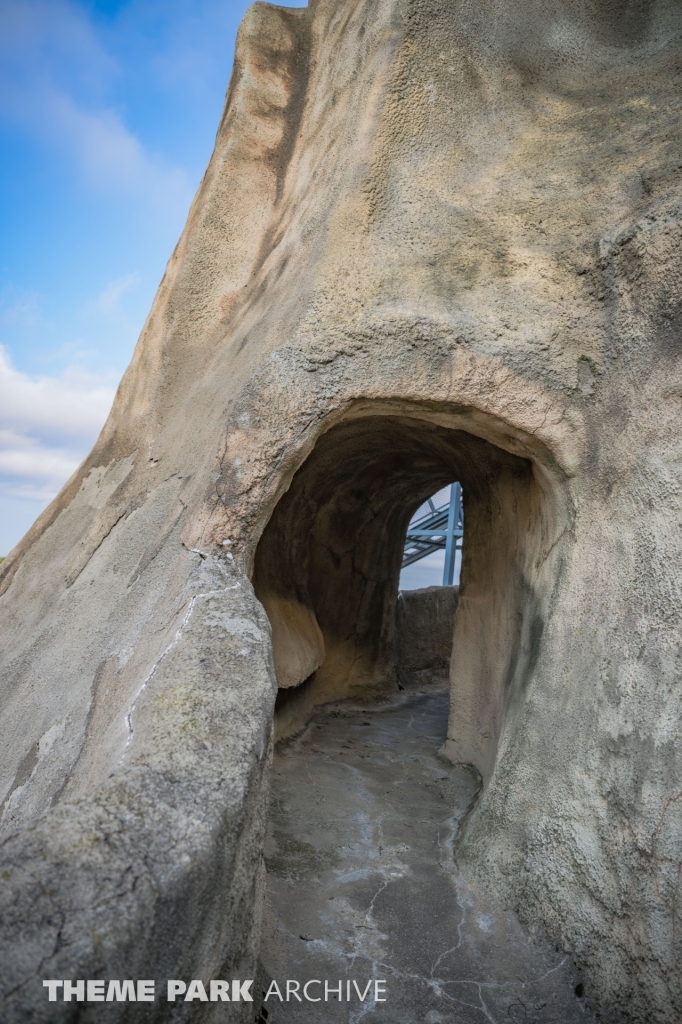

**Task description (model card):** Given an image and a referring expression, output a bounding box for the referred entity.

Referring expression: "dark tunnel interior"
[253,410,551,779]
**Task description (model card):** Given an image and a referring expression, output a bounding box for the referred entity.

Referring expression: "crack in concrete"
[262,689,594,1022]
[119,572,242,762]
[120,593,198,760]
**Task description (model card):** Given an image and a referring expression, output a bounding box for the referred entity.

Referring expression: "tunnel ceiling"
[254,412,536,715]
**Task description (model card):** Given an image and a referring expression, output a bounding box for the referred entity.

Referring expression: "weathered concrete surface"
[395,585,458,688]
[272,584,458,742]
[0,559,274,1023]
[262,689,594,1023]
[0,0,681,1021]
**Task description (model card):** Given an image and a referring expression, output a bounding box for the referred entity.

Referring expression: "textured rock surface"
[1,0,681,1021]
[0,560,274,1023]
[272,583,458,741]
[262,689,594,1023]
[395,586,458,688]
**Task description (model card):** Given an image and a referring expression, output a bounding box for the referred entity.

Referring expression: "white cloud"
[0,0,116,94]
[0,431,80,494]
[0,288,52,332]
[42,90,191,207]
[0,0,192,212]
[0,346,116,504]
[0,346,115,439]
[86,274,137,316]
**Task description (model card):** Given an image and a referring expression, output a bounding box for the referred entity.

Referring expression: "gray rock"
[396,585,459,688]
[1,1,681,1021]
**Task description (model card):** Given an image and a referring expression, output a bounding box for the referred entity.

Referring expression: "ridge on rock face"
[1,1,682,1021]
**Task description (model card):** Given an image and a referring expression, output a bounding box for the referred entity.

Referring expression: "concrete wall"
[0,1,681,1021]
[395,585,458,688]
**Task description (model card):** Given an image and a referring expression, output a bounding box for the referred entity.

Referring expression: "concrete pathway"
[260,688,595,1024]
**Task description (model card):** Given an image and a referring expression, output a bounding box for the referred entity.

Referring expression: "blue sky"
[0,0,287,554]
[399,487,461,590]
[0,0,447,587]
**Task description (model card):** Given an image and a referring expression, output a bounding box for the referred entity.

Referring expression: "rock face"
[1,0,681,1021]
[262,689,595,1024]
[395,585,458,688]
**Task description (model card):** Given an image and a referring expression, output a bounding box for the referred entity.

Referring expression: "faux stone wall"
[1,1,681,1021]
[395,585,458,689]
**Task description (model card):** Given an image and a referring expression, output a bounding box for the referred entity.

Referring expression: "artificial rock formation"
[395,585,458,689]
[1,0,681,1021]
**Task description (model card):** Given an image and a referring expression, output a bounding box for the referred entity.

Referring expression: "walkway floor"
[260,688,595,1024]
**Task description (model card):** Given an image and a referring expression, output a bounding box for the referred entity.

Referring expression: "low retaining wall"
[395,586,458,689]
[0,561,275,1023]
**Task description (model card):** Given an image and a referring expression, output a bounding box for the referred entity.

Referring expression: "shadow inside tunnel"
[258,687,591,1024]
[251,403,582,1021]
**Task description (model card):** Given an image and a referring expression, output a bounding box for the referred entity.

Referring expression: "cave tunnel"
[254,409,550,783]
[254,408,571,1015]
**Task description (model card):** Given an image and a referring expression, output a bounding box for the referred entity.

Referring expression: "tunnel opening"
[395,482,463,690]
[255,408,578,1018]
[254,408,554,783]
[399,482,463,591]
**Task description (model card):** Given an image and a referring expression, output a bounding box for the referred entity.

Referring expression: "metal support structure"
[402,482,463,582]
[442,482,461,586]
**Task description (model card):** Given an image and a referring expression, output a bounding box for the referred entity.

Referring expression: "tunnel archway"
[254,407,567,784]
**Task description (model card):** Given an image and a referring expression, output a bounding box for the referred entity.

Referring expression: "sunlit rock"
[1,1,681,1020]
